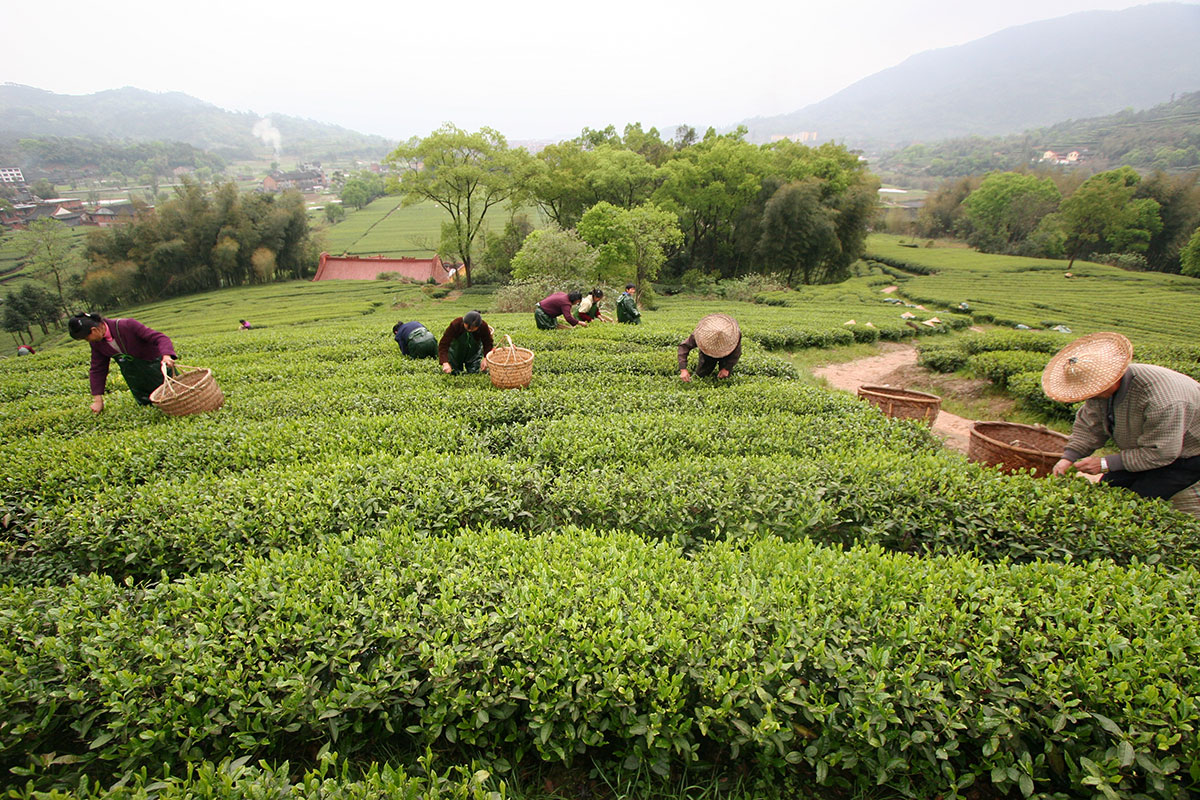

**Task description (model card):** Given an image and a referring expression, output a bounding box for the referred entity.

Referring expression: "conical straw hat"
[694,314,741,358]
[1041,332,1132,402]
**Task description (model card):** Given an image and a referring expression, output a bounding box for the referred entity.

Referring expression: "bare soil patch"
[811,343,1013,454]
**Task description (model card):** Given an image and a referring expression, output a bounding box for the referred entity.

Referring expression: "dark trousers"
[1103,455,1200,500]
[694,352,733,378]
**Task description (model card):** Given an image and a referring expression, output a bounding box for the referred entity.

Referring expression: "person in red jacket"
[68,313,177,413]
[535,291,586,330]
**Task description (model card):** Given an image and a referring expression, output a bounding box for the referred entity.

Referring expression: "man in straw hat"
[1043,331,1200,516]
[678,314,741,382]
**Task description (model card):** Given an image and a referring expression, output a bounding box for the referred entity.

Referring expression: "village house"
[261,168,326,193]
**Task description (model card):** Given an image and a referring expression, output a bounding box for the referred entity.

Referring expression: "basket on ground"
[968,421,1068,477]
[857,385,942,424]
[486,335,534,390]
[150,363,225,416]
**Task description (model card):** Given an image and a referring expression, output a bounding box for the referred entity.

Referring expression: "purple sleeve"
[124,318,176,359]
[89,346,111,396]
[562,305,580,327]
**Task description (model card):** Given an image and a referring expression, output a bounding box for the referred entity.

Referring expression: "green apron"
[447,330,483,374]
[534,305,557,330]
[114,353,168,406]
[407,327,437,359]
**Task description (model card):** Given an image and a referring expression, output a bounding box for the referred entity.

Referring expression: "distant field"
[865,234,1200,347]
[320,197,444,257]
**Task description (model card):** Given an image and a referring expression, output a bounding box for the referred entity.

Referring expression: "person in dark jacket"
[536,291,586,329]
[68,313,177,413]
[439,311,494,374]
[393,321,437,359]
[678,314,741,382]
[616,283,641,324]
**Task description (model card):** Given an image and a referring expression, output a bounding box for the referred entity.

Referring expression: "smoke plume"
[252,118,283,156]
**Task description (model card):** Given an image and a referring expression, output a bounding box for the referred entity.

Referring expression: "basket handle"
[159,361,190,386]
[505,334,516,360]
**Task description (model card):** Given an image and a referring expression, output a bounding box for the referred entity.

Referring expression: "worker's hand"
[1074,456,1105,475]
[680,369,691,383]
[1051,458,1073,476]
[480,358,489,373]
[161,355,175,369]
[90,397,105,414]
[577,321,588,327]
[441,363,453,374]
[717,368,731,379]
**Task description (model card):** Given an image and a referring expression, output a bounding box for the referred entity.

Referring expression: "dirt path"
[812,343,975,452]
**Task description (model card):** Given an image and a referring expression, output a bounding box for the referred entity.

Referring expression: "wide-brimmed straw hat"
[1041,332,1133,402]
[694,314,741,358]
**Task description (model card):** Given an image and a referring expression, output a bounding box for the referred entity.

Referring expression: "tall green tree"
[1134,172,1200,272]
[652,132,767,277]
[757,179,840,285]
[1055,167,1163,267]
[385,125,534,287]
[961,172,1061,254]
[1181,225,1200,278]
[16,218,82,310]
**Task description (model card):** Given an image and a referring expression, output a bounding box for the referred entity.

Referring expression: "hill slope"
[0,84,393,161]
[744,3,1200,148]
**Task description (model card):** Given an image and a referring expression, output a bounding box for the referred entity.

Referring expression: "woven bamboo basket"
[968,421,1068,477]
[150,363,225,416]
[486,335,534,390]
[857,385,942,424]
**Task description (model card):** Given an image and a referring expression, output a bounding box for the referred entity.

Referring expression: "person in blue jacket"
[392,321,437,358]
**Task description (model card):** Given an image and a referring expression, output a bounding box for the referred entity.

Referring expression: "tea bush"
[2,528,1197,799]
[4,279,1200,800]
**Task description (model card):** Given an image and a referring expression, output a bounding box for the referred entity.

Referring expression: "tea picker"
[678,314,741,382]
[1043,331,1200,516]
[439,311,494,375]
[535,291,587,330]
[68,313,177,414]
[393,321,438,359]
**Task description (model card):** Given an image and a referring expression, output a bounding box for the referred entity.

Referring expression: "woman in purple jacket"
[68,313,177,413]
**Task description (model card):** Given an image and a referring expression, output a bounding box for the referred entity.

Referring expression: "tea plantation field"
[2,279,1199,799]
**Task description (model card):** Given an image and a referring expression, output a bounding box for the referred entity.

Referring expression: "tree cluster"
[1,283,59,343]
[338,171,387,211]
[914,167,1200,272]
[82,179,315,307]
[386,123,879,288]
[2,136,226,187]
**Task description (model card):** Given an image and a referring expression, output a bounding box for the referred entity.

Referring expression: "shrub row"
[7,440,1198,587]
[2,528,1197,799]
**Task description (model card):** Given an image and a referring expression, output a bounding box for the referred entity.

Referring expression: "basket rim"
[149,367,214,402]
[857,385,942,402]
[485,347,534,368]
[970,421,1068,458]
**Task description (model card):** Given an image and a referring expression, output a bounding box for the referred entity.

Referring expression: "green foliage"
[386,125,535,286]
[3,281,1199,799]
[3,528,1199,798]
[961,172,1061,254]
[509,227,596,284]
[83,179,313,303]
[1182,225,1200,278]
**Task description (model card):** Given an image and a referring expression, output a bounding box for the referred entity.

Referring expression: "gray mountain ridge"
[740,3,1200,149]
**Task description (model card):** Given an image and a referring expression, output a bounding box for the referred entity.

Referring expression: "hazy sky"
[3,0,1177,142]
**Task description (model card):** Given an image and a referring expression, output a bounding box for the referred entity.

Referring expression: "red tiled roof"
[313,253,451,283]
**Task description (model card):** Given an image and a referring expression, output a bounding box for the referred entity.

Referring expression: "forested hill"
[0,84,393,161]
[875,90,1200,179]
[743,3,1200,149]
